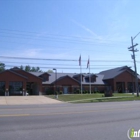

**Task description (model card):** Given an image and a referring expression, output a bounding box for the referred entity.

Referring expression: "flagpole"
[79,55,82,94]
[80,64,82,94]
[89,56,91,94]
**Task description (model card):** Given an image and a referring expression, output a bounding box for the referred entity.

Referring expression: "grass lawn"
[46,93,140,103]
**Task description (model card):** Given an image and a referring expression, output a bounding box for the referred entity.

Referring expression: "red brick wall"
[114,71,135,92]
[0,71,27,89]
[104,71,136,92]
[11,69,42,83]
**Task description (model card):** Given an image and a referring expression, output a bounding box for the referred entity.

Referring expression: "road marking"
[0,114,30,117]
[30,106,139,116]
[0,106,139,118]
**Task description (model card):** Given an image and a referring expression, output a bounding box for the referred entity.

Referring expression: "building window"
[85,78,89,82]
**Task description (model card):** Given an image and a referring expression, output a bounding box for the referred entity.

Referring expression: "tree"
[20,65,42,72]
[47,70,54,73]
[20,65,24,70]
[30,66,42,72]
[0,63,5,72]
[25,65,31,72]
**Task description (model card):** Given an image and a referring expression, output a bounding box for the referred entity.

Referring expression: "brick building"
[0,66,139,95]
[0,67,42,96]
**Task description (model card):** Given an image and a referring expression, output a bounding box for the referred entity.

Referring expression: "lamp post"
[53,68,58,99]
[128,32,140,97]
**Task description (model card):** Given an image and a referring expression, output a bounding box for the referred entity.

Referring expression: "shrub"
[45,88,53,95]
[76,89,80,94]
[55,91,59,95]
[104,90,113,97]
[82,90,85,94]
[59,91,63,94]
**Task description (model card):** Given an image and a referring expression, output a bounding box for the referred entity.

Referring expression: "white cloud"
[71,19,102,40]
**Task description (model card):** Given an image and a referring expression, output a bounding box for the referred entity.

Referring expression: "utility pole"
[128,33,140,97]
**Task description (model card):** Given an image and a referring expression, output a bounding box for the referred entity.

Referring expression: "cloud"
[70,19,128,45]
[71,19,102,40]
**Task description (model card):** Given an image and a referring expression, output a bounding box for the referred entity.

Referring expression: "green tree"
[20,65,42,72]
[25,65,31,72]
[0,63,5,71]
[30,66,42,72]
[47,70,54,73]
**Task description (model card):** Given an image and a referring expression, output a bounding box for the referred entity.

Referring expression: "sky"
[0,0,140,73]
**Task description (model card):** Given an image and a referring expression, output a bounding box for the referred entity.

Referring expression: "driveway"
[0,96,62,105]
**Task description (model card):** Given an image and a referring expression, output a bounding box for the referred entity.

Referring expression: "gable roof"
[32,72,105,85]
[42,73,77,84]
[30,72,50,77]
[51,75,80,84]
[73,74,85,77]
[0,70,28,79]
[85,74,97,78]
[99,66,135,80]
[10,67,42,80]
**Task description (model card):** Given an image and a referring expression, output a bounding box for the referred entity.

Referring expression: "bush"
[82,90,85,94]
[94,91,100,94]
[45,88,53,95]
[104,90,113,97]
[55,91,59,95]
[59,91,63,94]
[74,90,77,94]
[76,89,80,94]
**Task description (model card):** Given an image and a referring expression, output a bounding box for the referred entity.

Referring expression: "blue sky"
[0,0,140,73]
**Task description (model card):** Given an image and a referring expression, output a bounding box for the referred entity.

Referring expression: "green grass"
[47,94,104,101]
[76,96,140,103]
[46,93,139,103]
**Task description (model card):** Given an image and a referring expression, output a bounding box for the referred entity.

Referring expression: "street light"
[53,68,58,99]
[128,32,140,97]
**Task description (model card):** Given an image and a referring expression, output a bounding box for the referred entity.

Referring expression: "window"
[85,77,89,82]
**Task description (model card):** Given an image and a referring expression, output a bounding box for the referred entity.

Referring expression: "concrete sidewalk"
[0,96,62,105]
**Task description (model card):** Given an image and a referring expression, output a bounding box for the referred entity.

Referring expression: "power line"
[1,61,133,67]
[6,65,129,70]
[0,35,129,46]
[0,29,129,44]
[0,41,128,56]
[0,56,134,62]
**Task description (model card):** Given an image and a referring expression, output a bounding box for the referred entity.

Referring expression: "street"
[0,101,140,140]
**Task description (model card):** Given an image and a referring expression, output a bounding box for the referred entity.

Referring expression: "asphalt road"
[0,101,140,140]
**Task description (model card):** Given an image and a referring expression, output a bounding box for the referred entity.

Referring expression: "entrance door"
[0,82,5,96]
[116,82,125,93]
[9,82,23,96]
[63,87,68,94]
